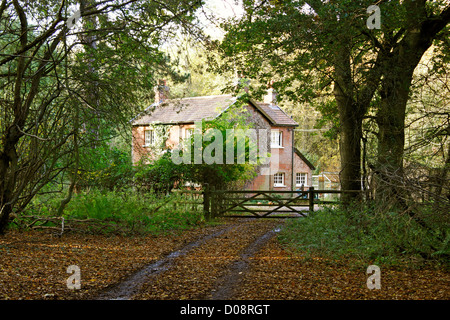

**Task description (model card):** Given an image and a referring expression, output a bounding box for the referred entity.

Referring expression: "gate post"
[309,187,315,213]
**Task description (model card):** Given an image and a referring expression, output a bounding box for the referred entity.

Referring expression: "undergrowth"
[279,203,449,268]
[17,188,206,235]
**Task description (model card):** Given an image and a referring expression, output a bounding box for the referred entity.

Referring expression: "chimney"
[264,81,277,106]
[154,79,169,104]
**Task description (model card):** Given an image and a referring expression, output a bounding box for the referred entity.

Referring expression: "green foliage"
[173,101,260,189]
[215,0,450,205]
[78,145,135,191]
[279,204,449,267]
[168,44,233,98]
[0,0,205,233]
[23,188,205,235]
[134,152,190,193]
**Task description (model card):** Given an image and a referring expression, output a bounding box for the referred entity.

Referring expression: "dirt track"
[96,219,449,300]
[98,219,281,300]
[1,218,449,300]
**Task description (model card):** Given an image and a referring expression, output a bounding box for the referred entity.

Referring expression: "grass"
[18,188,207,235]
[278,204,450,268]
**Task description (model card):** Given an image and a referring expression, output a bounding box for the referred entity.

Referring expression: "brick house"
[131,82,315,191]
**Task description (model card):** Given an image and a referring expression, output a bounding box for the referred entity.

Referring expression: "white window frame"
[185,128,194,140]
[144,129,155,147]
[296,172,308,187]
[270,130,283,148]
[273,172,285,187]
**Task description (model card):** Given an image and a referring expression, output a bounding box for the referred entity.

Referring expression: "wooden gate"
[205,188,317,219]
[175,188,367,219]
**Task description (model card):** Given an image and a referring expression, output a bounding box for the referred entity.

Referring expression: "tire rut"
[95,223,238,300]
[208,226,281,300]
[96,219,283,300]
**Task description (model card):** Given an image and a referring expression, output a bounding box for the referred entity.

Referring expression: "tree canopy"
[213,0,449,207]
[0,0,204,233]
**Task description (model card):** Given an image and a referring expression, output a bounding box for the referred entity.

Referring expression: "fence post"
[309,187,314,213]
[203,184,210,220]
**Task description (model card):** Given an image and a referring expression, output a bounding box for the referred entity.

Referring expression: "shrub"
[134,152,189,194]
[20,189,205,235]
[279,204,449,267]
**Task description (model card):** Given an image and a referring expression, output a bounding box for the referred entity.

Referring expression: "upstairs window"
[271,130,283,148]
[144,129,155,146]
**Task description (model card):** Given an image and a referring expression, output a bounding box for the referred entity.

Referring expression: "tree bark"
[332,40,365,205]
[375,3,449,202]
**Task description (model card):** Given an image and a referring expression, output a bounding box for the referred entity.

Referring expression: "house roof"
[316,172,340,183]
[251,101,299,127]
[294,147,316,170]
[131,95,236,125]
[131,94,298,127]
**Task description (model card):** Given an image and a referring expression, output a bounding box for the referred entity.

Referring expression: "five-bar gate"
[204,188,318,219]
[176,188,367,219]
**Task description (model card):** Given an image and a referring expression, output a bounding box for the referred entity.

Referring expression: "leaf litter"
[0,218,448,300]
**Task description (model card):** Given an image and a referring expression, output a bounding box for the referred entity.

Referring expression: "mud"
[95,223,237,300]
[96,219,283,300]
[209,226,281,300]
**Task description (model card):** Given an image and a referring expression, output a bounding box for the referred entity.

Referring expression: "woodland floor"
[0,218,448,300]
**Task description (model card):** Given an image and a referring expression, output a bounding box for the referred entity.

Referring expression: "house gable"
[294,148,315,171]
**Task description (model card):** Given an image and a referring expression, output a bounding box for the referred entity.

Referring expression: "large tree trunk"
[0,166,14,234]
[375,64,412,202]
[333,41,365,205]
[337,100,363,204]
[375,24,438,204]
[374,0,450,206]
[0,130,20,234]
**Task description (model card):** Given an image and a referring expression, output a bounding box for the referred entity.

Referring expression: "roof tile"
[132,94,298,127]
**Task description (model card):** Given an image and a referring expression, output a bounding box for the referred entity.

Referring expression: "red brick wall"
[132,125,148,164]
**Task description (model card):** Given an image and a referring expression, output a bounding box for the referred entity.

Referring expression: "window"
[271,130,283,148]
[185,128,194,140]
[144,129,154,146]
[273,172,285,187]
[296,173,307,187]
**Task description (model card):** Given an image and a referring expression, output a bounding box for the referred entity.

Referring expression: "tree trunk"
[338,101,363,204]
[333,41,364,205]
[374,0,450,205]
[0,203,12,235]
[375,66,412,202]
[375,26,436,204]
[0,140,19,234]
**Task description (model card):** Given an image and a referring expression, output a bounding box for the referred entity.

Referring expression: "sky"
[199,0,245,39]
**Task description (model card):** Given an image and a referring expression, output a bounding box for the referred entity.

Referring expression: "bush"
[77,146,135,191]
[134,152,189,194]
[279,204,449,267]
[20,189,205,235]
